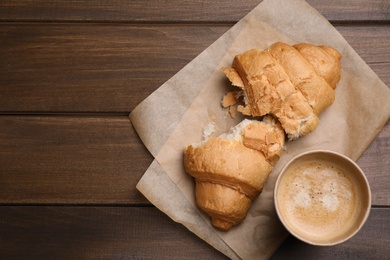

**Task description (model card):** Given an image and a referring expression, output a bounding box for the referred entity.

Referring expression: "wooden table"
[1,1,389,259]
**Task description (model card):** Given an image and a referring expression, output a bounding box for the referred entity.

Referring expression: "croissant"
[184,42,341,231]
[222,42,341,140]
[184,116,285,231]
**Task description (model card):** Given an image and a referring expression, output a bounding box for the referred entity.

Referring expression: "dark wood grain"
[0,115,153,205]
[0,206,387,259]
[357,121,390,205]
[0,0,388,23]
[1,25,389,113]
[0,24,228,113]
[0,206,228,259]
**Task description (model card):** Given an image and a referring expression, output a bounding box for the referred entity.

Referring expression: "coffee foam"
[276,158,362,243]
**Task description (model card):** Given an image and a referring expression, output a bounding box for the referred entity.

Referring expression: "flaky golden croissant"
[184,42,341,231]
[222,42,341,140]
[184,116,285,231]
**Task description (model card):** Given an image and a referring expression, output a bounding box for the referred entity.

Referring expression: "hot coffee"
[274,151,371,245]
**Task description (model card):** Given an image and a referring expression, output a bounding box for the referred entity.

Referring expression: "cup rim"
[274,149,372,246]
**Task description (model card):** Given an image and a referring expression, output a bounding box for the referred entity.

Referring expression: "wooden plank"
[0,116,388,205]
[0,206,388,259]
[272,208,390,259]
[1,24,389,113]
[0,0,388,23]
[0,115,153,204]
[357,120,390,205]
[0,206,228,259]
[0,24,228,113]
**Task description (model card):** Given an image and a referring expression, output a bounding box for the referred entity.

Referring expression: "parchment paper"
[130,0,390,259]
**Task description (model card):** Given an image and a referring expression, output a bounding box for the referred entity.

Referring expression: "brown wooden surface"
[1,0,389,259]
[1,25,389,113]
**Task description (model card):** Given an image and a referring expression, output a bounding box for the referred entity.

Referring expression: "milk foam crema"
[276,158,365,244]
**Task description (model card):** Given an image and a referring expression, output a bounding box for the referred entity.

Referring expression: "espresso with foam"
[276,158,363,243]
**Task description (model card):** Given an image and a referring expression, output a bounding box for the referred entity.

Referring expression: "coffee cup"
[274,150,371,246]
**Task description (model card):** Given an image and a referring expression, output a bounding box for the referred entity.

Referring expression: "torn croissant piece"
[184,116,285,231]
[222,42,341,140]
[238,115,285,166]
